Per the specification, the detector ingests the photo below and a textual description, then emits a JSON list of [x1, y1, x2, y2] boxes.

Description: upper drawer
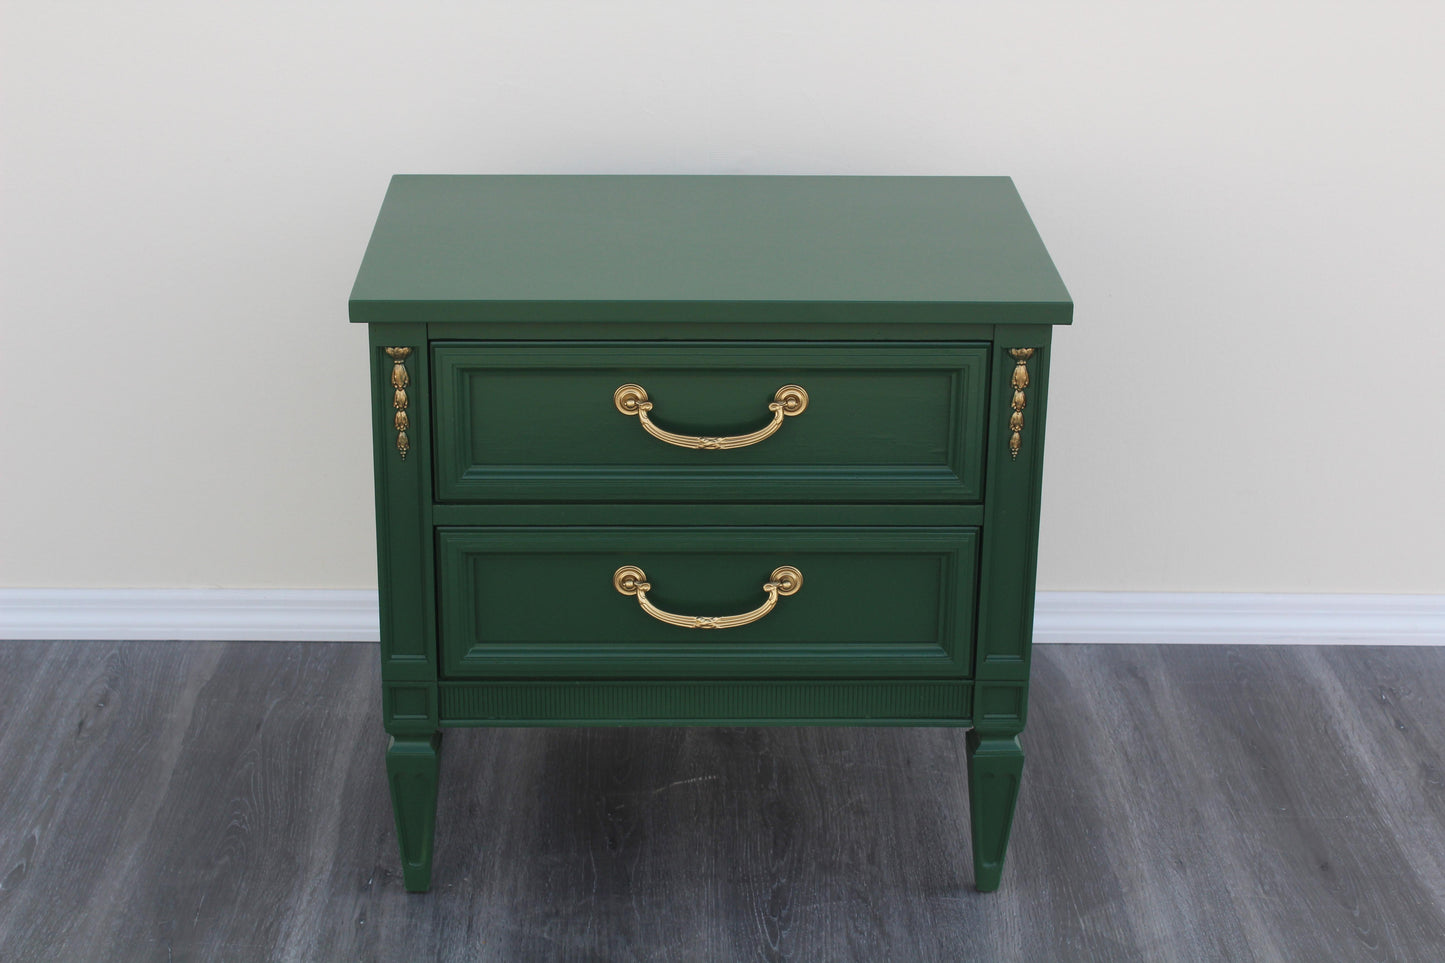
[[432, 342, 990, 502]]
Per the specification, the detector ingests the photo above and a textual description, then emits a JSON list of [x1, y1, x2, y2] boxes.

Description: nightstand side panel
[[369, 324, 439, 734], [974, 326, 1053, 733]]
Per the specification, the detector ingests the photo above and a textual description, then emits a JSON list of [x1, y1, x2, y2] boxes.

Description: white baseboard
[[0, 589, 380, 642], [1031, 592, 1445, 645], [1, 589, 1442, 645]]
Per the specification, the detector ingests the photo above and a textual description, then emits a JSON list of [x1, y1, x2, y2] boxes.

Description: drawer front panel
[[432, 342, 989, 503], [437, 526, 978, 678]]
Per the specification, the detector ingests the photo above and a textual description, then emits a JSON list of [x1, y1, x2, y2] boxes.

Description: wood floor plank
[[0, 642, 226, 959], [1159, 647, 1445, 961], [1, 641, 1443, 961]]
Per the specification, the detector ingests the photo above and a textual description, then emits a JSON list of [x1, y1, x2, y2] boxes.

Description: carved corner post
[[370, 329, 442, 890], [967, 330, 1052, 891], [370, 335, 436, 689]]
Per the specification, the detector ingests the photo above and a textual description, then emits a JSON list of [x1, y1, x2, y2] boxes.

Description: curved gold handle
[[612, 565, 802, 629], [614, 384, 808, 450]]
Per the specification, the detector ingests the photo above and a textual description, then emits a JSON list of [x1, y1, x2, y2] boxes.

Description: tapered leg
[[386, 732, 442, 893], [966, 730, 1024, 892]]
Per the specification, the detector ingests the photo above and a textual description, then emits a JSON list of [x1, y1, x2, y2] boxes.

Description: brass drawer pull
[[612, 565, 802, 629], [613, 384, 808, 449]]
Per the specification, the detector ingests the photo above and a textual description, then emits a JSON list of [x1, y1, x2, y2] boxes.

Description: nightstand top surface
[[350, 175, 1070, 325]]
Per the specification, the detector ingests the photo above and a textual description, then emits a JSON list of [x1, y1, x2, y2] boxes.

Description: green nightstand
[[350, 175, 1072, 893]]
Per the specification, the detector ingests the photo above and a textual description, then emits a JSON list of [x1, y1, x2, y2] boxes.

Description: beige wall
[[2, 2, 1442, 593]]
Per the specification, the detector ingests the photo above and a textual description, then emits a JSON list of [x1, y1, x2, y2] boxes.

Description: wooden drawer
[[436, 526, 978, 679], [431, 342, 990, 503]]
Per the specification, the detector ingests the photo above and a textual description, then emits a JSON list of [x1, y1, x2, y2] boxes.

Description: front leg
[[386, 732, 442, 892], [966, 730, 1023, 892]]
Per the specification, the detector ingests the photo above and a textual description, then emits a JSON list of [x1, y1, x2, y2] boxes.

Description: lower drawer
[[436, 526, 978, 678]]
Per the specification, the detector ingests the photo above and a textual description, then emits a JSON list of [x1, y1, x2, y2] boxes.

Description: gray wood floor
[[0, 642, 1442, 962]]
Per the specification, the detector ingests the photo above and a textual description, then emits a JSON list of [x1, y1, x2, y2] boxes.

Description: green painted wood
[[973, 681, 1029, 730], [385, 732, 442, 893], [438, 680, 973, 726], [382, 683, 438, 730], [967, 326, 1049, 898], [350, 176, 1072, 326], [435, 527, 978, 679], [431, 342, 989, 504], [368, 327, 439, 736], [358, 174, 1071, 895], [973, 329, 1052, 708], [426, 320, 1002, 341], [966, 732, 1024, 892], [428, 503, 986, 528]]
